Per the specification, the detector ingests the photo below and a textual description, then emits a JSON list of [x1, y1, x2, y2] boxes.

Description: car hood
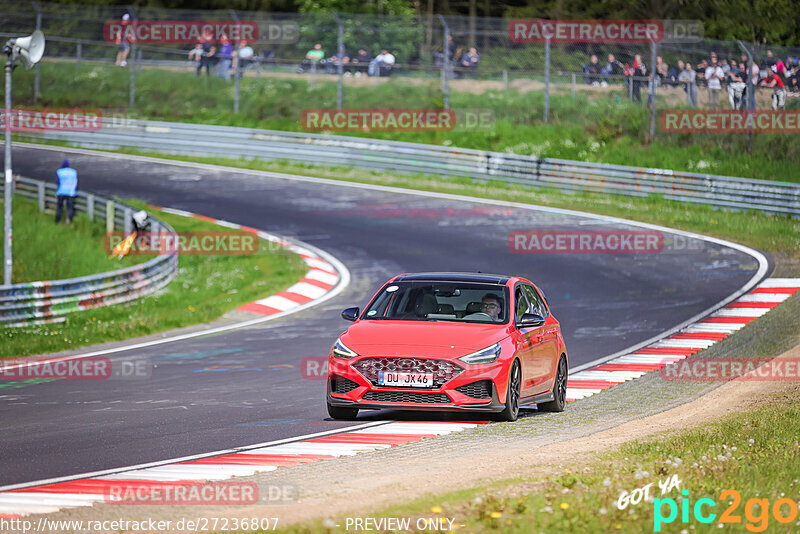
[[341, 320, 508, 357]]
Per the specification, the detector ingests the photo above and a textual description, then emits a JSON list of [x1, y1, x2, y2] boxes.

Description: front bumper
[[327, 355, 508, 413]]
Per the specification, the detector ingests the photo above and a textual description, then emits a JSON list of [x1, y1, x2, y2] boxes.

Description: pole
[[543, 38, 550, 123], [334, 13, 344, 110], [4, 62, 12, 285], [231, 9, 240, 113], [32, 1, 41, 105], [437, 14, 450, 110], [649, 40, 657, 140], [128, 7, 136, 108], [737, 40, 754, 152]]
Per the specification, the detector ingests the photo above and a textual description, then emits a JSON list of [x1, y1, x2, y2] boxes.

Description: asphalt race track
[[0, 145, 764, 487]]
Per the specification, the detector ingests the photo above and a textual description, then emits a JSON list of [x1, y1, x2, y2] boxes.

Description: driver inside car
[[481, 293, 503, 321]]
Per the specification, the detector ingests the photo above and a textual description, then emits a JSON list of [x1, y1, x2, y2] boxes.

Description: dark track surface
[[0, 146, 763, 486]]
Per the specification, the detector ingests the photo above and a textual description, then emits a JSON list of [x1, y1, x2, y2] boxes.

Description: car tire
[[539, 356, 567, 412], [497, 360, 521, 422], [327, 402, 359, 420]]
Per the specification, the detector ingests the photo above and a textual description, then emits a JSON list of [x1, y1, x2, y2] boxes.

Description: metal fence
[[30, 118, 800, 217], [2, 1, 799, 123], [0, 176, 178, 326]]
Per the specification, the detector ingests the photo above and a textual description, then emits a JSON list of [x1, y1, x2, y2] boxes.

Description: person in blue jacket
[[55, 160, 78, 224]]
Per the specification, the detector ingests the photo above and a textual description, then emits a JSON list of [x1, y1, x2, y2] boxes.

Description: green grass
[[2, 197, 143, 283], [0, 198, 308, 357], [9, 61, 800, 183], [279, 391, 800, 533]]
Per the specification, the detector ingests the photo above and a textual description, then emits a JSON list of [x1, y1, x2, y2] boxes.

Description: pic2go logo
[[654, 489, 800, 532]]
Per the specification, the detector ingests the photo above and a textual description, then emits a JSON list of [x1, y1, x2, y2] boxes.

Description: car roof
[[392, 272, 513, 285]]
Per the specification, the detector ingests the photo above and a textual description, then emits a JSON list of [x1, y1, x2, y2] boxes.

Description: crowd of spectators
[[188, 28, 255, 81], [296, 44, 396, 77], [584, 48, 799, 110]]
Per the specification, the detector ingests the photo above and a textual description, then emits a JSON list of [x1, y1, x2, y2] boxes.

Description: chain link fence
[[2, 1, 800, 138]]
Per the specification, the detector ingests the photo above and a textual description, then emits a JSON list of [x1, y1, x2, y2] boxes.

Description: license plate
[[378, 371, 433, 388]]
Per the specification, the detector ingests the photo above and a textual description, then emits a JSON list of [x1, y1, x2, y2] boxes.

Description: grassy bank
[[281, 388, 800, 533], [2, 197, 143, 283], [0, 199, 308, 357], [10, 61, 800, 183]]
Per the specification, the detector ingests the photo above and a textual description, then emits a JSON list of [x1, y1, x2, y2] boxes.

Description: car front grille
[[455, 380, 493, 399], [352, 357, 464, 387], [330, 374, 360, 394], [362, 391, 451, 404]]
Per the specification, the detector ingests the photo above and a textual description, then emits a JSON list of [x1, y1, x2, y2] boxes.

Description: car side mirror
[[341, 307, 360, 322], [518, 313, 545, 327]]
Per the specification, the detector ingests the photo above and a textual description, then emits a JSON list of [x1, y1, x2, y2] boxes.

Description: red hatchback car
[[326, 273, 568, 421]]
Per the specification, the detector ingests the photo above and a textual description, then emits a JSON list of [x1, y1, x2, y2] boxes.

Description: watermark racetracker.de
[[0, 108, 102, 132], [0, 355, 151, 380], [103, 19, 298, 44], [660, 110, 800, 133], [508, 230, 704, 255], [508, 19, 703, 43], [104, 231, 262, 256], [660, 357, 800, 381]]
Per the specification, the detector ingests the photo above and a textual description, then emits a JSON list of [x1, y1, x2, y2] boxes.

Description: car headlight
[[332, 338, 358, 360], [459, 342, 501, 364]]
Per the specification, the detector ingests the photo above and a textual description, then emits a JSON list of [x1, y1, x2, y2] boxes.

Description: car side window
[[515, 286, 530, 321], [523, 284, 549, 318]]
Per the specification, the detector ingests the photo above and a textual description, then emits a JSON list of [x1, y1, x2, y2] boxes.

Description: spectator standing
[[114, 14, 132, 67], [188, 43, 204, 75], [679, 62, 698, 107], [726, 60, 746, 109], [667, 60, 684, 87], [630, 54, 646, 103], [55, 160, 78, 224], [233, 40, 254, 78], [785, 57, 799, 95], [761, 67, 786, 109], [656, 55, 668, 82], [705, 57, 724, 109], [196, 28, 216, 77], [217, 34, 234, 81], [747, 61, 760, 109], [368, 49, 395, 77]]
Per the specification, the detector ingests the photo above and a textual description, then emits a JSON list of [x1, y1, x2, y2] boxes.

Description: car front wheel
[[497, 360, 521, 422]]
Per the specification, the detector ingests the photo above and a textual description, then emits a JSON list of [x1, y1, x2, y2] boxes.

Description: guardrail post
[[503, 70, 508, 94], [571, 73, 575, 96], [106, 200, 114, 233], [37, 182, 45, 212], [76, 41, 82, 68], [86, 193, 94, 220], [124, 207, 132, 234]]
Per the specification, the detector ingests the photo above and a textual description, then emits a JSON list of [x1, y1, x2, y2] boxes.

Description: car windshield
[[362, 281, 509, 324]]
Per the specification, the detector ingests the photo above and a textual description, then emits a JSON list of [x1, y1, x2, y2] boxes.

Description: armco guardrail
[[0, 176, 178, 326], [31, 118, 800, 217]]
